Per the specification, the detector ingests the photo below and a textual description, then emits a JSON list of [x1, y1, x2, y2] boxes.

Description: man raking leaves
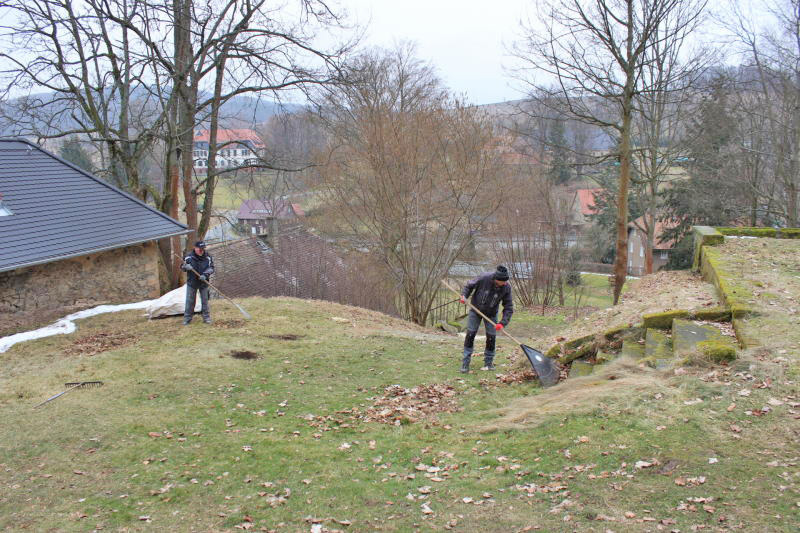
[[457, 265, 514, 373], [442, 275, 560, 386], [181, 241, 215, 325]]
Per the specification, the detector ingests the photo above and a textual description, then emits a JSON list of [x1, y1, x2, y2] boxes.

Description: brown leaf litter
[[363, 384, 461, 425], [214, 319, 246, 329], [63, 332, 137, 356]]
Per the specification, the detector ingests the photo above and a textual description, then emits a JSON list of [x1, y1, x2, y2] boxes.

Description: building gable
[[0, 139, 189, 273]]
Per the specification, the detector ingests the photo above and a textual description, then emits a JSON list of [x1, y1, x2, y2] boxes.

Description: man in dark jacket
[[459, 265, 514, 373], [182, 241, 215, 325]]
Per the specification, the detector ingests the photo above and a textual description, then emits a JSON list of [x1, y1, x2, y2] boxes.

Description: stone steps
[[620, 339, 645, 359], [645, 329, 673, 370], [566, 317, 738, 378], [672, 319, 737, 362]]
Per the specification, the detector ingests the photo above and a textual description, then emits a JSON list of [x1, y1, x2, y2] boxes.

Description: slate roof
[[236, 199, 304, 220], [0, 139, 190, 273]]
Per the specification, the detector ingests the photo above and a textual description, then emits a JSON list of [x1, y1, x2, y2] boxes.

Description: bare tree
[[316, 45, 507, 325], [0, 0, 356, 289], [491, 172, 577, 311], [0, 0, 172, 199], [629, 8, 710, 273], [721, 0, 800, 226], [513, 0, 707, 303]]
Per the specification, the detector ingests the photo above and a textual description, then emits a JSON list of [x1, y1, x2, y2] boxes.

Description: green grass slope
[[1, 286, 798, 531]]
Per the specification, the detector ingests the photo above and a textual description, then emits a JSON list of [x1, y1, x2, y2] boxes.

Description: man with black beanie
[[459, 265, 514, 372], [182, 241, 215, 325]]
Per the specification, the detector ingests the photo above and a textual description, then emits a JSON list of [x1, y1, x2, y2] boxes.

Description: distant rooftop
[[193, 128, 264, 146]]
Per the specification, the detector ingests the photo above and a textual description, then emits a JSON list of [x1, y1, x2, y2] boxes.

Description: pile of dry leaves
[[64, 332, 137, 356], [363, 384, 461, 425], [494, 369, 537, 384]]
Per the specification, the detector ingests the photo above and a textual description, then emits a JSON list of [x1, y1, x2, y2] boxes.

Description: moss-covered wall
[[691, 226, 724, 271], [699, 246, 753, 318], [716, 227, 800, 239]]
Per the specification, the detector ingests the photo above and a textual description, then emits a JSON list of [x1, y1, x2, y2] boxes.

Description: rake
[[173, 252, 251, 320], [441, 280, 560, 387], [34, 381, 104, 408]]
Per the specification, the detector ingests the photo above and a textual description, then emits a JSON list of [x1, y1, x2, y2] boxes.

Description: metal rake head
[[64, 381, 104, 388]]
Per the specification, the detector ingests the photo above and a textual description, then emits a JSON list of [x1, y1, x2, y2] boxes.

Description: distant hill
[[0, 90, 305, 137]]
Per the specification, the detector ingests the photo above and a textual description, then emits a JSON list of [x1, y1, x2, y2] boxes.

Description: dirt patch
[[63, 332, 138, 356], [230, 350, 260, 360], [215, 319, 246, 329], [363, 384, 460, 425], [267, 334, 305, 341]]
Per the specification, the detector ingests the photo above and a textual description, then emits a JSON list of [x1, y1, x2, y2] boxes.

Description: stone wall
[[0, 241, 160, 336]]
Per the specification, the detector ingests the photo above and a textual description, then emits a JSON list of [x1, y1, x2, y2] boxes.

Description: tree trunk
[[612, 3, 635, 305], [645, 205, 655, 275], [613, 111, 633, 302]]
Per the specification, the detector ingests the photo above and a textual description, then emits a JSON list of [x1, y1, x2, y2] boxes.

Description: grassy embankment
[[1, 252, 798, 531]]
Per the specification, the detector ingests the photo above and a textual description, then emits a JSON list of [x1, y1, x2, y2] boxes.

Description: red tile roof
[[576, 188, 602, 215], [194, 129, 264, 147]]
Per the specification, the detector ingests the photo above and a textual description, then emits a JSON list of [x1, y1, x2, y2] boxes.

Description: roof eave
[[0, 229, 192, 274]]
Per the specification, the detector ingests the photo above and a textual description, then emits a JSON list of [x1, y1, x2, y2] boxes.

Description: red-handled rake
[[441, 280, 560, 387]]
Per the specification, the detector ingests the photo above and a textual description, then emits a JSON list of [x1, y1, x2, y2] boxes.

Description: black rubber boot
[[461, 330, 477, 373], [483, 334, 496, 370]]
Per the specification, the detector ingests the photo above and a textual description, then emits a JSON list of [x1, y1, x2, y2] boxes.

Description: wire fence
[[424, 291, 467, 327]]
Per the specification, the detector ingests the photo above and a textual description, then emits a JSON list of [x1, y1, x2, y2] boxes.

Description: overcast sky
[[342, 0, 532, 105]]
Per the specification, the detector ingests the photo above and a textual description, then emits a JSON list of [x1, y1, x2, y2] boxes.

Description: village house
[[192, 128, 266, 174], [627, 216, 679, 276], [236, 198, 304, 236], [575, 188, 601, 223], [0, 139, 189, 335]]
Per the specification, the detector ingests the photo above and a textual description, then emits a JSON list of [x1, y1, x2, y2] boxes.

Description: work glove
[[199, 274, 208, 282], [459, 296, 466, 304], [181, 262, 192, 272], [494, 323, 504, 332]]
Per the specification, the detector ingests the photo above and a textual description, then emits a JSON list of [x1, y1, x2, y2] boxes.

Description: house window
[[640, 245, 644, 258], [660, 250, 668, 260], [0, 196, 12, 216]]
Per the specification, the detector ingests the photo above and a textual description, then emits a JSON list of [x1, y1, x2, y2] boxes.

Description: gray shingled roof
[[0, 139, 190, 273]]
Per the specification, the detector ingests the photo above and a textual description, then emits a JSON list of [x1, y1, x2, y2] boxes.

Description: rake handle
[[440, 279, 525, 346], [34, 383, 81, 408], [174, 252, 251, 320]]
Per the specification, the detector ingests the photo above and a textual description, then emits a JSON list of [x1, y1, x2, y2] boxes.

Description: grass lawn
[[1, 294, 798, 531]]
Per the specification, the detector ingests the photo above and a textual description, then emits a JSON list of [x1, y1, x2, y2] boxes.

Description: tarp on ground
[[146, 285, 200, 319]]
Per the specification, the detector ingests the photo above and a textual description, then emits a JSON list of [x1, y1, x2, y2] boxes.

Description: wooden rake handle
[[440, 279, 525, 346]]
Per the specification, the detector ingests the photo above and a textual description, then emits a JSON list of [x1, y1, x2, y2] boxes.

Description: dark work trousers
[[184, 284, 210, 322], [462, 309, 497, 370]]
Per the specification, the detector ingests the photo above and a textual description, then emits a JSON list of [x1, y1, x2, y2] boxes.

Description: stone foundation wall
[[0, 241, 160, 336]]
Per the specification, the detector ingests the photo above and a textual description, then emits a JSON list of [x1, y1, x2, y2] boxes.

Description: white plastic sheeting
[[0, 299, 155, 354], [146, 285, 200, 319], [0, 285, 208, 353]]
